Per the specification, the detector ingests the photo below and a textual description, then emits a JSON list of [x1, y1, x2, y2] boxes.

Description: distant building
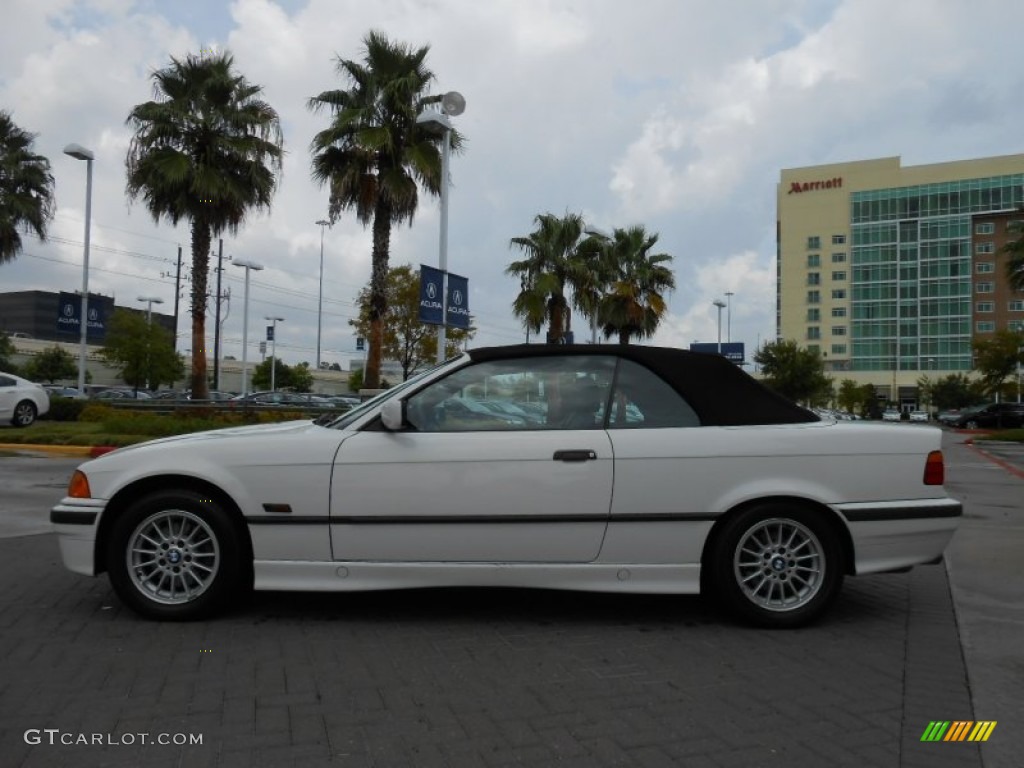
[[778, 154, 1024, 407], [0, 289, 176, 344]]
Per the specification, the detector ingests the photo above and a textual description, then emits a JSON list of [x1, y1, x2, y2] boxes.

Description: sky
[[3, 0, 1024, 370]]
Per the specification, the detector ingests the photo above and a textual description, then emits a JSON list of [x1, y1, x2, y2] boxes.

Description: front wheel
[[11, 400, 37, 427], [709, 504, 844, 628], [106, 490, 247, 620]]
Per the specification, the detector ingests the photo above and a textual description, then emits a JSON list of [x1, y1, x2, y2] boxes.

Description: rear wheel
[[11, 400, 37, 427], [710, 503, 843, 628], [106, 490, 246, 620]]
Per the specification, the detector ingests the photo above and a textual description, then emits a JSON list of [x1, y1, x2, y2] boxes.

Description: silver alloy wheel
[[13, 401, 36, 426], [733, 517, 824, 612], [126, 509, 220, 605]]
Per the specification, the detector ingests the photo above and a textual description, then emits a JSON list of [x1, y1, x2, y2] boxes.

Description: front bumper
[[50, 497, 106, 576]]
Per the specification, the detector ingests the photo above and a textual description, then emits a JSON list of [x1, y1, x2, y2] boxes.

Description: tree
[[0, 111, 55, 265], [594, 225, 675, 344], [507, 212, 589, 343], [23, 346, 77, 383], [126, 51, 284, 400], [350, 264, 474, 381], [1002, 220, 1024, 292], [930, 373, 986, 411], [836, 379, 875, 416], [0, 332, 18, 374], [251, 358, 313, 392], [754, 340, 832, 404], [972, 329, 1024, 396], [309, 31, 462, 390], [100, 309, 184, 390]]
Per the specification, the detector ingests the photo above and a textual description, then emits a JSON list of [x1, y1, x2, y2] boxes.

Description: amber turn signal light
[[923, 451, 945, 485], [68, 470, 91, 499]]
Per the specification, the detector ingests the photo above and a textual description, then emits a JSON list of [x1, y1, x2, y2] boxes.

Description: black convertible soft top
[[467, 344, 818, 427]]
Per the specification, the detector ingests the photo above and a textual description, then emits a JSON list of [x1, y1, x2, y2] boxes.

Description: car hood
[[92, 419, 326, 460]]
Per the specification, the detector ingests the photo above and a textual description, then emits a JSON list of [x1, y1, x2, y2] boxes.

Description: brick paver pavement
[[0, 532, 980, 768]]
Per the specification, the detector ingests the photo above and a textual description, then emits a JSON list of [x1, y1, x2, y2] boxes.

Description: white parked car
[[882, 409, 903, 422], [0, 371, 50, 427], [50, 346, 961, 628], [909, 410, 930, 423]]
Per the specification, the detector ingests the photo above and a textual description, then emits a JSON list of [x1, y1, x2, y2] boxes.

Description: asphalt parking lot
[[0, 431, 1019, 768]]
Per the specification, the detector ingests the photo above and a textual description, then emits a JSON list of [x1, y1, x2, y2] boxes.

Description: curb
[[0, 443, 116, 458]]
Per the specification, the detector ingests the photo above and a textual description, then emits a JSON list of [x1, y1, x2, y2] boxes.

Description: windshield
[[325, 359, 457, 430]]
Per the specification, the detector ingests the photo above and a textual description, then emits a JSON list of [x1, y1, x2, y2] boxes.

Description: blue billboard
[[689, 341, 745, 364], [418, 264, 444, 325], [56, 291, 110, 342], [446, 272, 470, 330]]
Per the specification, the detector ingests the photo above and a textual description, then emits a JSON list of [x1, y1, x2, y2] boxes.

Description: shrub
[[44, 397, 87, 422]]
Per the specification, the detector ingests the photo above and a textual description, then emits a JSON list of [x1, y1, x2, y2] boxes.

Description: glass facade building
[[778, 155, 1024, 400]]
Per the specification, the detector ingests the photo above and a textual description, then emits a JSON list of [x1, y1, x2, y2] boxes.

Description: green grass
[[974, 428, 1024, 443]]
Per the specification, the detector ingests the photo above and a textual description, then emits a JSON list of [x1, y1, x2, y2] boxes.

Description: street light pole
[[724, 291, 734, 344], [265, 316, 284, 391], [233, 259, 263, 397], [713, 299, 726, 354], [63, 143, 94, 396], [137, 296, 164, 325], [315, 219, 330, 369], [417, 91, 465, 364]]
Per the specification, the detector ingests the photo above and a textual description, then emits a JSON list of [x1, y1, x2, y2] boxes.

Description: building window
[[807, 254, 821, 267], [807, 327, 820, 340], [832, 234, 846, 245], [807, 344, 820, 354], [831, 252, 847, 264], [831, 326, 847, 336], [975, 302, 994, 313], [831, 307, 847, 318], [831, 344, 847, 355], [975, 262, 994, 274], [1010, 320, 1024, 332], [974, 222, 995, 235], [975, 282, 994, 294], [807, 272, 821, 286], [831, 289, 847, 300], [1009, 300, 1024, 312], [807, 236, 821, 249], [807, 308, 820, 322], [831, 271, 847, 281], [1008, 220, 1024, 231], [976, 321, 995, 333], [975, 242, 995, 254], [807, 291, 820, 304]]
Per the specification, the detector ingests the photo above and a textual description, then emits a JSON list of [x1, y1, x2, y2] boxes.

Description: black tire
[[709, 503, 844, 628], [106, 489, 246, 620], [11, 400, 37, 427]]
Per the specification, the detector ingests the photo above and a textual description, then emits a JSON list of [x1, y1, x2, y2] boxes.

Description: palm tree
[[308, 31, 462, 389], [507, 212, 589, 343], [1003, 221, 1024, 292], [0, 111, 55, 265], [125, 52, 283, 399], [597, 226, 675, 344]]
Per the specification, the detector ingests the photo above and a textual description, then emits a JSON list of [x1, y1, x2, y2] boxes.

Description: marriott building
[[777, 154, 1024, 408]]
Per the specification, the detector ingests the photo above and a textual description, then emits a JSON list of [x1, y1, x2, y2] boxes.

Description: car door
[[329, 354, 616, 563]]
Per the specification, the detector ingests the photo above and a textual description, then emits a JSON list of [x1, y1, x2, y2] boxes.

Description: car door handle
[[553, 449, 597, 462]]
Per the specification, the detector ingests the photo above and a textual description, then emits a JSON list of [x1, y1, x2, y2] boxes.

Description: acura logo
[[426, 283, 437, 300], [451, 289, 463, 306], [63, 304, 74, 317]]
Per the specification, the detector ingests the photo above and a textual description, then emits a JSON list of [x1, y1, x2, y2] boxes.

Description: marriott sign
[[787, 176, 843, 194]]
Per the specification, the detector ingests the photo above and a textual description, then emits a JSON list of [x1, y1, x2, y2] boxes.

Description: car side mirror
[[380, 399, 405, 431]]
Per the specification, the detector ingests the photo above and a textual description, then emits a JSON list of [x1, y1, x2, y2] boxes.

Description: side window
[[607, 359, 700, 429], [404, 355, 616, 433], [0, 376, 14, 387]]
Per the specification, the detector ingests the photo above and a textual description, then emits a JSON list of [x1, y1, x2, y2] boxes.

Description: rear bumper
[[835, 498, 962, 575]]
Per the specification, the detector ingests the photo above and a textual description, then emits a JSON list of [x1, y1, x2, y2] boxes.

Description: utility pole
[[173, 245, 182, 353], [213, 239, 224, 389]]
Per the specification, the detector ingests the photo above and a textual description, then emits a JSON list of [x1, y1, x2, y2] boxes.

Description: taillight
[[68, 470, 91, 498], [924, 451, 944, 485]]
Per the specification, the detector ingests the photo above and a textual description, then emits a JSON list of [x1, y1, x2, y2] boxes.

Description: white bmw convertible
[[51, 345, 961, 627]]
